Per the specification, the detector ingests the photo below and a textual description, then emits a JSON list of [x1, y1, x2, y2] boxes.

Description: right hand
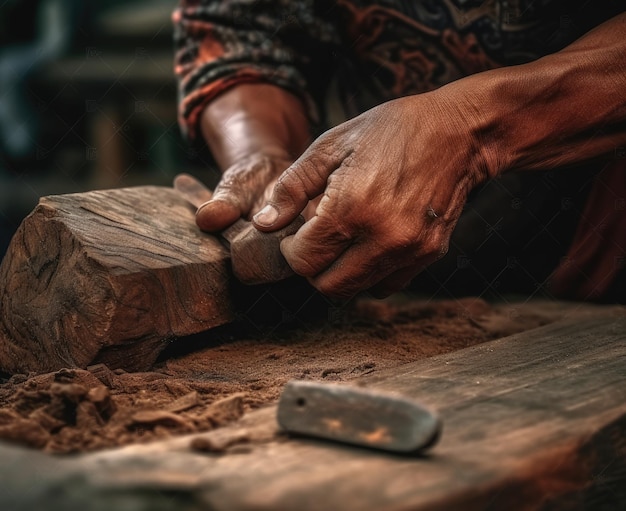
[[195, 150, 293, 232]]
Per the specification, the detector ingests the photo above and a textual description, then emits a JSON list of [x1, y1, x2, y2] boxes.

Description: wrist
[[201, 83, 311, 171], [439, 17, 626, 177], [421, 83, 502, 185], [453, 59, 572, 176]]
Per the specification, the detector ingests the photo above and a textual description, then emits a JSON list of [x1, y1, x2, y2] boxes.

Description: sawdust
[[0, 297, 565, 454]]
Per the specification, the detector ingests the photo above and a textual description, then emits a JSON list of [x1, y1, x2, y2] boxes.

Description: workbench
[[0, 306, 624, 511]]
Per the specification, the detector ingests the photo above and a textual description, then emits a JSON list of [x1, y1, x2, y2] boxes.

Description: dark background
[[0, 0, 217, 256], [1, 1, 623, 303]]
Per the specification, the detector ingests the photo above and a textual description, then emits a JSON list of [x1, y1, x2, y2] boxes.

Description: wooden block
[[0, 186, 233, 374], [226, 216, 304, 285]]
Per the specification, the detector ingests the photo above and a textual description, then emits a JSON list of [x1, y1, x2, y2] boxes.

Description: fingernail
[[254, 205, 279, 226], [196, 200, 212, 214]]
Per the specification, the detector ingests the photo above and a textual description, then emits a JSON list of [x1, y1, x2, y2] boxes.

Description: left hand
[[252, 91, 494, 299], [195, 151, 294, 231]]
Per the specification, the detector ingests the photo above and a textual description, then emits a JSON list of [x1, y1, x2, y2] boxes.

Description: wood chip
[[87, 386, 116, 419], [87, 364, 116, 387], [190, 432, 250, 453], [130, 410, 191, 429], [164, 391, 200, 413]]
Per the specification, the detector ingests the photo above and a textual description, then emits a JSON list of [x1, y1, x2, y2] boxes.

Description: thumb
[[197, 154, 284, 232], [172, 173, 240, 232], [196, 187, 245, 232], [253, 144, 345, 232]]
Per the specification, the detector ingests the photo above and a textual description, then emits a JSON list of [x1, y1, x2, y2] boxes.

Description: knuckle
[[422, 239, 439, 257], [276, 164, 326, 206], [211, 185, 242, 210], [423, 231, 449, 259], [271, 177, 300, 209], [276, 166, 304, 194], [312, 269, 360, 299], [216, 167, 253, 197], [291, 160, 326, 195], [212, 180, 237, 198], [379, 222, 447, 264], [222, 154, 282, 188], [214, 175, 236, 193], [376, 254, 398, 274], [220, 161, 248, 185], [380, 225, 414, 255]]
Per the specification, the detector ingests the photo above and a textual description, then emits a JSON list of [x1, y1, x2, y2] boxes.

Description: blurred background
[[0, 0, 217, 256]]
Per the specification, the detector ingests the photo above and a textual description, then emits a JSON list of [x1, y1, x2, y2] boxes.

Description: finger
[[174, 173, 241, 232], [196, 171, 258, 232], [280, 215, 352, 278], [307, 243, 396, 299], [253, 141, 348, 232], [196, 196, 241, 232], [198, 156, 287, 232], [302, 194, 323, 221], [173, 173, 213, 209], [368, 264, 427, 299]]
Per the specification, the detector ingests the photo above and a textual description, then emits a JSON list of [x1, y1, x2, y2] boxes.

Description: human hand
[[195, 84, 312, 232], [195, 150, 293, 232], [253, 91, 493, 298]]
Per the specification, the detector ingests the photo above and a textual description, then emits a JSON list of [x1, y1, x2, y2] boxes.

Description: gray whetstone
[[277, 380, 441, 453]]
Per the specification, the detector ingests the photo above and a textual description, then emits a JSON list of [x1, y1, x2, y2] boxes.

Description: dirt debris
[[0, 297, 573, 454]]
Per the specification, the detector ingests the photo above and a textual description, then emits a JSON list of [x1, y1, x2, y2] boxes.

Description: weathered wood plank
[[182, 316, 626, 511], [1, 315, 622, 511], [0, 186, 233, 373]]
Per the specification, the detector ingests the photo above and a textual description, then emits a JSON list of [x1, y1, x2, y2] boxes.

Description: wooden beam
[[0, 186, 233, 373]]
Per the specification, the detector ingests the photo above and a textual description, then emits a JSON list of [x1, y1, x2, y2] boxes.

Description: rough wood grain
[[1, 315, 623, 511], [0, 186, 233, 373]]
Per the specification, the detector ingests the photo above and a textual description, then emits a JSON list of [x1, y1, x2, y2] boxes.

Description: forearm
[[200, 83, 312, 171], [446, 13, 626, 178]]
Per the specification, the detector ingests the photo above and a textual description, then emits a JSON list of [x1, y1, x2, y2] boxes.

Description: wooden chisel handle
[[173, 174, 303, 285]]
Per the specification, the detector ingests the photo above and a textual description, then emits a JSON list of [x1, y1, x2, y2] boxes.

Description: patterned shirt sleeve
[[173, 0, 339, 141]]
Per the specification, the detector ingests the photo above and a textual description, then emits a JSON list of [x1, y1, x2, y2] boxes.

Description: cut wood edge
[[0, 186, 235, 374]]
